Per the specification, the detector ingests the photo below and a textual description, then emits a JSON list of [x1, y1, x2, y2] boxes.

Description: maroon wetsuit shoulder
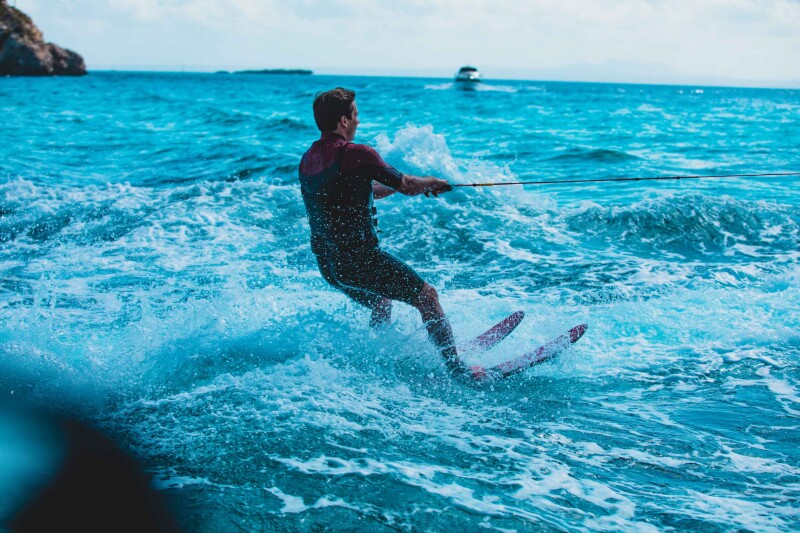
[[299, 133, 349, 175], [340, 143, 403, 189]]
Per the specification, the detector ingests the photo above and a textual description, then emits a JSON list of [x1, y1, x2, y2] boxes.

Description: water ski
[[458, 311, 525, 354], [468, 323, 587, 383]]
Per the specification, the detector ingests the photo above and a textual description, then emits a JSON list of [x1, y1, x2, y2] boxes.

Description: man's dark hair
[[313, 87, 356, 132]]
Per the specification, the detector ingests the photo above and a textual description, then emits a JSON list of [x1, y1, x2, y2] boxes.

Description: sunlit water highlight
[[1, 73, 799, 531]]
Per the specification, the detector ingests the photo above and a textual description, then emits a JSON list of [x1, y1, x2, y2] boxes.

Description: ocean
[[1, 72, 799, 531]]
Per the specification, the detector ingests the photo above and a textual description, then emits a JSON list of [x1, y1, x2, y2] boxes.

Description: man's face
[[345, 102, 359, 141]]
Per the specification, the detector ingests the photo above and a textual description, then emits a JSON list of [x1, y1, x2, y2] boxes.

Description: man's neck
[[327, 126, 350, 141], [324, 130, 345, 138]]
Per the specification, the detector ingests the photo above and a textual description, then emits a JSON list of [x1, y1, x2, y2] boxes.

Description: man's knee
[[414, 283, 439, 308]]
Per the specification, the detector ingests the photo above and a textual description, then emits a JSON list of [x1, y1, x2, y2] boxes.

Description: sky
[[11, 0, 800, 87]]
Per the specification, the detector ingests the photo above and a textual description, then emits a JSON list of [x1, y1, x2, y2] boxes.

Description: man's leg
[[369, 297, 392, 329], [413, 284, 466, 376], [325, 249, 467, 375], [317, 253, 387, 326]]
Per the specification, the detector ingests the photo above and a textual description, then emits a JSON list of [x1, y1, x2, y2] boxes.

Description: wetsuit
[[299, 132, 425, 308]]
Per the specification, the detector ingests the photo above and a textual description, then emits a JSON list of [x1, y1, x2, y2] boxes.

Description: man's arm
[[373, 182, 397, 200], [351, 143, 451, 199], [373, 175, 452, 200]]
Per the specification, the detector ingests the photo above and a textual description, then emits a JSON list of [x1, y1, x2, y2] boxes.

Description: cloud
[[11, 0, 800, 82]]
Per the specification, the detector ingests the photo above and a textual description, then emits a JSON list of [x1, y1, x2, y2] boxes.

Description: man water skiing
[[299, 87, 468, 378]]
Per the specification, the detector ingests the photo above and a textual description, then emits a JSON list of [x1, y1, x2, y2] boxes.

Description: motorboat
[[454, 66, 481, 88]]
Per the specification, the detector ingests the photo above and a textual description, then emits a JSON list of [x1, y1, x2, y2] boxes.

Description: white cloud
[[12, 0, 800, 83]]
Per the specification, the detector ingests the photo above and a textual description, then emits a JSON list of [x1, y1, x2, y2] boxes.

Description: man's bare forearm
[[373, 182, 397, 200]]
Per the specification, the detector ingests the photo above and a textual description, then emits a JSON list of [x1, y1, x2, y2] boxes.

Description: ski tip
[[500, 310, 525, 328], [570, 323, 588, 342]]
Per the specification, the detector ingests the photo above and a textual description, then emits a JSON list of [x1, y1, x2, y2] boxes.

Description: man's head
[[313, 87, 359, 141]]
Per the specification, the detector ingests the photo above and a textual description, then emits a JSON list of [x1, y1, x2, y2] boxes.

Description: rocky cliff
[[0, 0, 86, 76]]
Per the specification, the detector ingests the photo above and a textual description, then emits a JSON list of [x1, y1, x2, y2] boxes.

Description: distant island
[[0, 0, 86, 76], [229, 69, 312, 75]]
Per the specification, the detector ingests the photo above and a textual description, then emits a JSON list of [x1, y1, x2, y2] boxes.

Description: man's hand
[[398, 175, 454, 197], [424, 178, 453, 198]]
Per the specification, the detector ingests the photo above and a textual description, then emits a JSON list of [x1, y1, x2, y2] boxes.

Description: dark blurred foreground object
[[0, 0, 86, 76], [0, 411, 182, 532]]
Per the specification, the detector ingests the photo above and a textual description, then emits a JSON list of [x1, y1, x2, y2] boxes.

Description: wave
[[374, 124, 464, 181], [258, 116, 315, 134], [563, 193, 799, 260], [548, 147, 641, 163]]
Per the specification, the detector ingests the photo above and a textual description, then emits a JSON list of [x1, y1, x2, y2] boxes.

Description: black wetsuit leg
[[316, 253, 384, 308], [315, 247, 426, 308]]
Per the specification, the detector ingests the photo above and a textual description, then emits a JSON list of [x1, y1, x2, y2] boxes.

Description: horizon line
[[80, 68, 800, 91]]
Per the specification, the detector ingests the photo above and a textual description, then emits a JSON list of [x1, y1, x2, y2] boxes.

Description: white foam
[[684, 490, 791, 532], [267, 486, 308, 514], [373, 125, 463, 182]]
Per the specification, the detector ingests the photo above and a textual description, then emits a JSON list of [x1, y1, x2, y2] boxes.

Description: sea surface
[[1, 72, 799, 531]]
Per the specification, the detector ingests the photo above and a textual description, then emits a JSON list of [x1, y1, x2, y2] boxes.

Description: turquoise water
[[1, 72, 799, 531]]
